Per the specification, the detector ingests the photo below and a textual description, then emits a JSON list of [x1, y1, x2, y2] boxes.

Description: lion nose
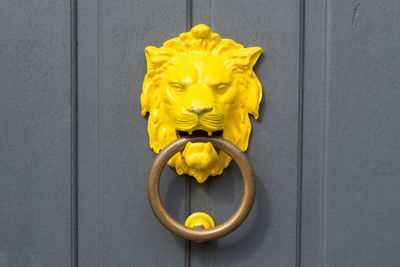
[[190, 107, 212, 115]]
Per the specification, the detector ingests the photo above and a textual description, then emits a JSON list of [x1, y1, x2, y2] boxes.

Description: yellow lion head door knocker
[[143, 25, 262, 241], [142, 24, 262, 182]]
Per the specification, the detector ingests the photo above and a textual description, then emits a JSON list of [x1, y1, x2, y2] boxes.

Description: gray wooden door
[[1, 0, 399, 266]]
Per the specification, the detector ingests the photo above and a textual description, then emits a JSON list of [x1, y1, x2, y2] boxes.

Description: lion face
[[141, 24, 262, 183]]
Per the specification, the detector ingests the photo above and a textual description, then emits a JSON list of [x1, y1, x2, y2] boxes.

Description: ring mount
[[147, 137, 256, 242]]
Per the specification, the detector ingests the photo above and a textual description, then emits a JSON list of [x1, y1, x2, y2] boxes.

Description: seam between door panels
[[296, 0, 306, 266], [70, 0, 78, 265], [97, 0, 103, 265]]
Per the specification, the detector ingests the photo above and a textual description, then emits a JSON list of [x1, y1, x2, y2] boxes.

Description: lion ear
[[144, 46, 160, 72], [144, 46, 157, 57], [144, 46, 175, 73], [228, 46, 262, 69], [242, 47, 263, 68]]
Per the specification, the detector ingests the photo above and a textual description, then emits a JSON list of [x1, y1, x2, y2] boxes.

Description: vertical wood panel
[[78, 0, 188, 266], [77, 0, 100, 264], [0, 0, 72, 266], [190, 0, 301, 266], [302, 0, 400, 266]]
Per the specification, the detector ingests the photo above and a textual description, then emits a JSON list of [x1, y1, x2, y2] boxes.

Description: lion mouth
[[177, 130, 223, 138]]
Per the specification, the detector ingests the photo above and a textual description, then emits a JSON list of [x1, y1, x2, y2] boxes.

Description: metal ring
[[147, 137, 256, 242]]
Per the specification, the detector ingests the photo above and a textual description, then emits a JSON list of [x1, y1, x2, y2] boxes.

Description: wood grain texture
[[302, 0, 400, 266], [0, 0, 72, 266], [190, 0, 301, 266], [77, 0, 188, 266]]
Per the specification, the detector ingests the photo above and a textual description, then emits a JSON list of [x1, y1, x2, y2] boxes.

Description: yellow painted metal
[[141, 24, 262, 183], [184, 212, 215, 230]]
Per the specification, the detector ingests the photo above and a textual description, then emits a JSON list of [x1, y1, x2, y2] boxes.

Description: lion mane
[[141, 24, 262, 182]]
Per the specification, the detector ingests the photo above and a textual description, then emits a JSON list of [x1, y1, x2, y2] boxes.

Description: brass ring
[[147, 137, 256, 242]]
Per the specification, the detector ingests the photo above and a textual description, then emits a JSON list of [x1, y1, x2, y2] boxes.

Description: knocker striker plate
[[147, 137, 256, 242]]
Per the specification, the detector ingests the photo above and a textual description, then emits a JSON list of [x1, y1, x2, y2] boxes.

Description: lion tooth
[[208, 131, 212, 136], [188, 130, 193, 135]]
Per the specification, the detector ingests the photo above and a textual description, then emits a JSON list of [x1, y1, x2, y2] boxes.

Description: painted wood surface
[[0, 0, 73, 266], [302, 1, 400, 266]]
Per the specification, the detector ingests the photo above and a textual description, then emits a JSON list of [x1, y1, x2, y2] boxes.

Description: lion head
[[141, 24, 262, 183]]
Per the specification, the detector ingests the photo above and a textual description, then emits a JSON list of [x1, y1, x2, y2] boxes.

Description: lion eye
[[215, 84, 228, 95], [170, 83, 184, 95]]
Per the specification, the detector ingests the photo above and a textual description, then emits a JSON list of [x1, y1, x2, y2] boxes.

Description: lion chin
[[141, 24, 262, 183]]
